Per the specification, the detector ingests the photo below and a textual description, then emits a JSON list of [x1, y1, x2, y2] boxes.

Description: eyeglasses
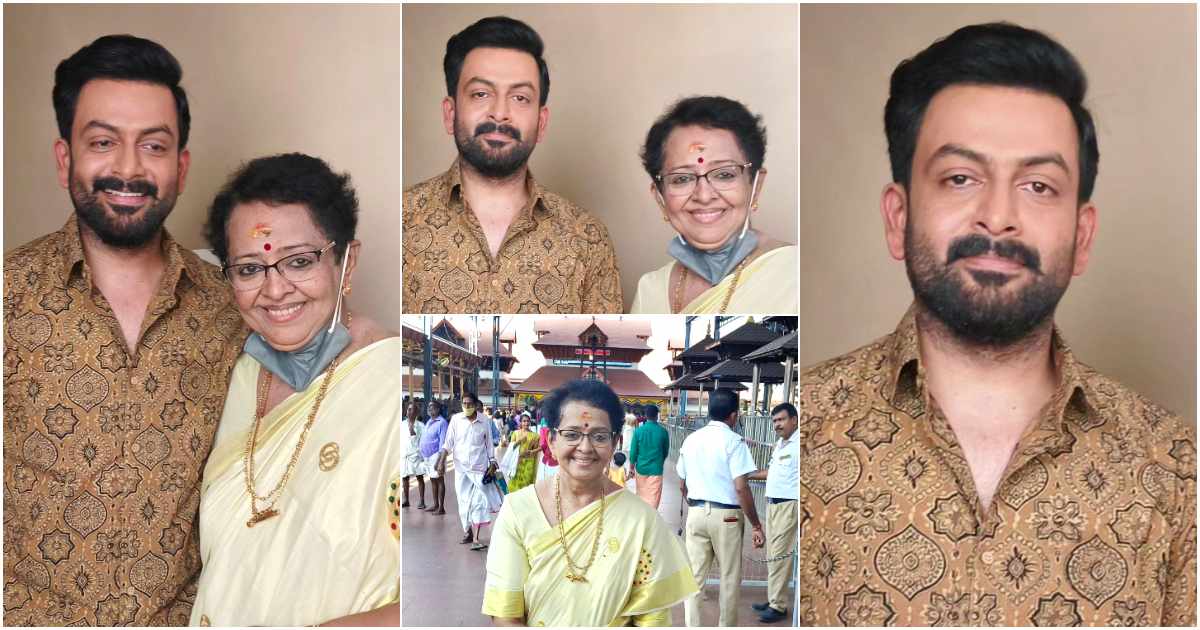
[[554, 429, 614, 446], [656, 163, 753, 197], [223, 242, 336, 291]]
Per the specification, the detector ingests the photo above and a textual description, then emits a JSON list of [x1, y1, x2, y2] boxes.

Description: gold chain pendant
[[565, 573, 588, 583], [246, 508, 279, 528]]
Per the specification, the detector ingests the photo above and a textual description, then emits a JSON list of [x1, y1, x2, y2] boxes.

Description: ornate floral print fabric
[[403, 160, 623, 314], [800, 307, 1197, 626], [3, 218, 246, 625]]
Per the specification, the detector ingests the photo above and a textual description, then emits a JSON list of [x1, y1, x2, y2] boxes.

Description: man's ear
[[881, 182, 909, 261]]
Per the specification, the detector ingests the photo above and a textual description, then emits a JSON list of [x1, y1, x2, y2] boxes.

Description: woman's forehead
[[559, 401, 609, 426]]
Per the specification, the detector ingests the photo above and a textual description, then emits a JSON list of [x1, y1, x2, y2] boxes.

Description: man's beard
[[905, 224, 1071, 347], [454, 118, 535, 179], [70, 168, 177, 249]]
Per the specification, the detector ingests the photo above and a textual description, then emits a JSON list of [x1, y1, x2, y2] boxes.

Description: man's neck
[[459, 160, 529, 218], [916, 306, 1057, 395]]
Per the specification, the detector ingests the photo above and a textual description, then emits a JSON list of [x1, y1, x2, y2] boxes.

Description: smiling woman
[[631, 96, 798, 314], [483, 379, 698, 626], [190, 153, 402, 626]]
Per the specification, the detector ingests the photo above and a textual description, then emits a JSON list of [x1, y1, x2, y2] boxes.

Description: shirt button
[[981, 551, 994, 564], [131, 376, 141, 386]]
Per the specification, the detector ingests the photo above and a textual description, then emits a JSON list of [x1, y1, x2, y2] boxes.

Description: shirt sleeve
[[581, 220, 624, 313], [481, 501, 527, 621], [675, 448, 686, 480], [728, 439, 757, 480], [443, 418, 457, 453], [1163, 438, 1197, 625]]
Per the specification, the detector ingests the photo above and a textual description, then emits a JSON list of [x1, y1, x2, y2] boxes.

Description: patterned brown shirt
[[800, 307, 1196, 626], [403, 160, 623, 313], [3, 217, 247, 626]]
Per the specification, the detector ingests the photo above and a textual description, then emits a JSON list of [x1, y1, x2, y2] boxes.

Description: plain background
[[801, 4, 1197, 421], [4, 4, 401, 328], [402, 4, 798, 312]]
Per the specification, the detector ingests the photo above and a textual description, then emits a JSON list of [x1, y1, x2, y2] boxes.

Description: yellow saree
[[482, 485, 698, 626], [630, 245, 797, 314], [189, 338, 402, 626]]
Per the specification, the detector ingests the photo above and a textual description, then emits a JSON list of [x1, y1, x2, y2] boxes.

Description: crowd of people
[[400, 382, 797, 626]]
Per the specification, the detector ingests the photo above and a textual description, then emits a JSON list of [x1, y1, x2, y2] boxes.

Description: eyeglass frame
[[222, 241, 337, 291], [654, 162, 754, 197], [552, 428, 616, 446]]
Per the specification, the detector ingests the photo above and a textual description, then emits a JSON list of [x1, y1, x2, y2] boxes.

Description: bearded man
[[402, 16, 622, 314], [3, 35, 244, 625], [799, 23, 1196, 626]]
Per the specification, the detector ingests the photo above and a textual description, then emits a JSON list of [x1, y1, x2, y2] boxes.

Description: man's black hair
[[885, 22, 1098, 203], [613, 452, 627, 467], [641, 96, 767, 183], [54, 34, 191, 149], [205, 153, 359, 265], [444, 16, 550, 107], [462, 391, 480, 406], [643, 404, 659, 421], [428, 400, 444, 416], [708, 389, 739, 422], [771, 402, 797, 418], [542, 379, 624, 433]]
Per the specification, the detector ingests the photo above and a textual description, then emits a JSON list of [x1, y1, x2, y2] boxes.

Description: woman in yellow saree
[[629, 96, 797, 314], [507, 412, 540, 492], [189, 154, 399, 626], [483, 380, 698, 626]]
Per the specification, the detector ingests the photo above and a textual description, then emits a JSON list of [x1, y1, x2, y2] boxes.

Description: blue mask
[[244, 321, 351, 392], [669, 228, 759, 286]]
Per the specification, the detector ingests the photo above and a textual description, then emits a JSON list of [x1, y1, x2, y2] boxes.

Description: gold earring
[[343, 284, 352, 296]]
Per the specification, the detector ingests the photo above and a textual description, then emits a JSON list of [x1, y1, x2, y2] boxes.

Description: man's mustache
[[92, 176, 158, 199], [946, 234, 1042, 274], [474, 122, 522, 142]]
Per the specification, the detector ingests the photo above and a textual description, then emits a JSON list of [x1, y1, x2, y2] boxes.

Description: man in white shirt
[[676, 388, 765, 627], [437, 392, 502, 551], [748, 403, 798, 623]]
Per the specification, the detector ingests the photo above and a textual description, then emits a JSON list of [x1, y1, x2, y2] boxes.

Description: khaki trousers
[[683, 504, 743, 627], [766, 500, 798, 612]]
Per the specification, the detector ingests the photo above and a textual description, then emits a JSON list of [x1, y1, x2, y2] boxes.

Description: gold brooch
[[319, 442, 340, 471]]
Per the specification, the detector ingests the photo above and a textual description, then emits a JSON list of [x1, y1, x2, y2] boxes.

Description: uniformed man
[[748, 403, 798, 623], [676, 388, 765, 626]]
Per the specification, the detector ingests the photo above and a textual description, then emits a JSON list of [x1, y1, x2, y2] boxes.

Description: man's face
[[772, 410, 797, 439], [885, 85, 1096, 346], [442, 47, 548, 179], [463, 398, 478, 416], [55, 79, 190, 248], [427, 403, 439, 418]]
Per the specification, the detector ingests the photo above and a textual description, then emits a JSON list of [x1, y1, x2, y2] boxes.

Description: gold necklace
[[243, 353, 343, 528], [553, 474, 605, 583], [672, 257, 750, 315]]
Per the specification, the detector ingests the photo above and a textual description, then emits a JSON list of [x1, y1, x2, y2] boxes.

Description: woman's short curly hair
[[205, 153, 358, 265]]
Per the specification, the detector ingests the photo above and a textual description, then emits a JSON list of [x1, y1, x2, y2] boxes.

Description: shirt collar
[[57, 215, 205, 293], [442, 158, 551, 220], [882, 303, 1097, 428]]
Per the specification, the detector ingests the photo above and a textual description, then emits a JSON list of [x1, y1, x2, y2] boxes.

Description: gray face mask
[[243, 244, 353, 391], [669, 225, 758, 286], [244, 321, 351, 391]]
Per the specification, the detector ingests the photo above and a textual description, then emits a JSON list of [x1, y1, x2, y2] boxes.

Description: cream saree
[[482, 485, 698, 626], [630, 245, 798, 314], [189, 338, 402, 626]]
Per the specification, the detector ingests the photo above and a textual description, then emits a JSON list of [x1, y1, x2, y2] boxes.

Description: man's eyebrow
[[81, 120, 175, 138], [464, 77, 535, 92], [1021, 152, 1071, 176], [928, 143, 991, 169]]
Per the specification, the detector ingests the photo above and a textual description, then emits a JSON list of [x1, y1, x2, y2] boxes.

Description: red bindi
[[697, 157, 704, 164], [263, 243, 271, 251]]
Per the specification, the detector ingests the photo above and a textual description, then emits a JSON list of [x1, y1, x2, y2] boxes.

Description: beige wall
[[800, 4, 1197, 420], [3, 4, 401, 328], [402, 4, 798, 312]]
